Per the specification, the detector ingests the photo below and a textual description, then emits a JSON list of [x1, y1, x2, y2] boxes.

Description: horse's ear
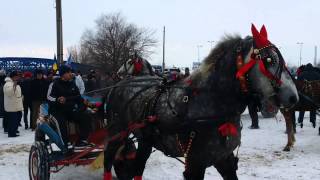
[[251, 24, 260, 40], [251, 23, 270, 48], [260, 25, 268, 39]]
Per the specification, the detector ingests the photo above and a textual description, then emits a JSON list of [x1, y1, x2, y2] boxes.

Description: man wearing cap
[[30, 69, 49, 130], [47, 65, 92, 149], [3, 71, 23, 137]]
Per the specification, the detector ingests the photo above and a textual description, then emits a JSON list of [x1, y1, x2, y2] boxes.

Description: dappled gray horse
[[103, 24, 298, 180]]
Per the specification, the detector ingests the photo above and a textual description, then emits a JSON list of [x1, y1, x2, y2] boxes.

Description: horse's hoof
[[283, 146, 291, 152]]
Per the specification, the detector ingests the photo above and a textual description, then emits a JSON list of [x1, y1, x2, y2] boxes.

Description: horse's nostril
[[289, 96, 297, 104]]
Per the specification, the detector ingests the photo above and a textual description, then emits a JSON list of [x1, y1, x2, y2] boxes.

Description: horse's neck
[[189, 64, 247, 116]]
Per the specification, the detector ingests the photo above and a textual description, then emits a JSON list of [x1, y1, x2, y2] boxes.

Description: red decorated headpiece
[[251, 24, 270, 48]]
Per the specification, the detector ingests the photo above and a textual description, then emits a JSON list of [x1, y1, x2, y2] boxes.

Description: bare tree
[[66, 45, 80, 63], [72, 12, 157, 72]]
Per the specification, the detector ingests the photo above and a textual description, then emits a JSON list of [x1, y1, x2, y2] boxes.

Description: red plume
[[251, 24, 270, 48], [259, 25, 268, 39]]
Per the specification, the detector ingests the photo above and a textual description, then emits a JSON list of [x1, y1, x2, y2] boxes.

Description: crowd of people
[[296, 63, 320, 127], [0, 67, 102, 139]]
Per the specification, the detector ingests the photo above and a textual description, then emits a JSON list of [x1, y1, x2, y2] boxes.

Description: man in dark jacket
[[248, 94, 261, 129], [0, 69, 6, 132], [297, 63, 320, 127], [47, 65, 92, 149], [30, 69, 49, 130], [20, 71, 33, 129], [0, 69, 6, 119]]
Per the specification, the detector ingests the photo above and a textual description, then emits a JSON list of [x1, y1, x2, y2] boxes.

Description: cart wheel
[[113, 139, 136, 180], [28, 141, 50, 180]]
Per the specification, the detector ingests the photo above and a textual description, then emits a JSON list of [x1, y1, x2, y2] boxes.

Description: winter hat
[[9, 71, 19, 78], [23, 71, 33, 78], [34, 69, 44, 75], [59, 65, 72, 76]]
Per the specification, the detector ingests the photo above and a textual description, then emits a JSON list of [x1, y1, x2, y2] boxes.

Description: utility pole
[[314, 46, 317, 66], [208, 40, 214, 50], [162, 26, 165, 73], [297, 42, 303, 66], [197, 45, 203, 62], [56, 0, 63, 66]]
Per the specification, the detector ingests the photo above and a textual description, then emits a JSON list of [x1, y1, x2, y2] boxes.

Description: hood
[[4, 77, 12, 82]]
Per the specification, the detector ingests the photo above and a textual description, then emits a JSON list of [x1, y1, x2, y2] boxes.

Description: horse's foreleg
[[132, 140, 152, 180], [104, 141, 122, 180], [282, 110, 295, 151], [214, 153, 239, 180], [182, 150, 207, 180]]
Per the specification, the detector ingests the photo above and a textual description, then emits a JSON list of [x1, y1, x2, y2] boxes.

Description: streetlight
[[208, 40, 215, 50], [197, 45, 203, 62], [297, 42, 303, 66]]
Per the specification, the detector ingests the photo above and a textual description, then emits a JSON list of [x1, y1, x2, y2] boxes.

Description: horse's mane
[[190, 35, 253, 84]]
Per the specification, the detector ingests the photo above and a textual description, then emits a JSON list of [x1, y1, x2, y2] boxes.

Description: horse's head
[[117, 58, 154, 78], [240, 24, 298, 108]]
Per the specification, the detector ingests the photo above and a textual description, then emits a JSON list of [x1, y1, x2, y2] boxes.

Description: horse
[[281, 80, 320, 151], [103, 24, 298, 180], [117, 56, 155, 78]]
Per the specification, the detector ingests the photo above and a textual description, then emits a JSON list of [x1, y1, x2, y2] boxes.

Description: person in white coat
[[75, 70, 85, 95], [3, 71, 23, 137]]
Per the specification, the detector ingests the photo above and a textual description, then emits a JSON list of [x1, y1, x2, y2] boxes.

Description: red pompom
[[134, 59, 143, 74], [134, 176, 142, 180], [218, 123, 238, 137], [103, 172, 112, 180]]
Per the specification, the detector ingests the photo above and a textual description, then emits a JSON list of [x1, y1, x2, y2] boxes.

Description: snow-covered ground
[[0, 112, 320, 180]]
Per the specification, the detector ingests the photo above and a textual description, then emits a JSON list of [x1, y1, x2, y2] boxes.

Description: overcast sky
[[0, 0, 319, 68]]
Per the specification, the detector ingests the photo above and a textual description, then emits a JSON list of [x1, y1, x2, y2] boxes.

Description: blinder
[[236, 44, 285, 94]]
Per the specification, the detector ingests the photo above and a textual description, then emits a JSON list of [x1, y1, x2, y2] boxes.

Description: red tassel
[[218, 123, 238, 137], [134, 176, 142, 180], [103, 172, 112, 180], [134, 59, 143, 74]]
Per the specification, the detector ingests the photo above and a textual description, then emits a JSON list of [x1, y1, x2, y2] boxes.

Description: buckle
[[183, 96, 189, 103]]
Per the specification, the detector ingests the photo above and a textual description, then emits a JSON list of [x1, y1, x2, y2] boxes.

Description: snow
[[0, 112, 320, 180]]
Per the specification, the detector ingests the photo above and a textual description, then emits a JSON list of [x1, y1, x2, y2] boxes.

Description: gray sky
[[0, 0, 319, 68]]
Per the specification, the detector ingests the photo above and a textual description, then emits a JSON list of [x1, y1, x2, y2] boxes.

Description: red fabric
[[218, 123, 238, 137], [87, 128, 108, 145], [95, 102, 103, 107], [251, 24, 270, 48], [23, 71, 33, 78], [296, 68, 302, 76], [258, 60, 282, 85], [104, 172, 112, 180], [184, 78, 192, 86], [134, 59, 143, 74], [134, 176, 142, 180], [236, 58, 257, 79]]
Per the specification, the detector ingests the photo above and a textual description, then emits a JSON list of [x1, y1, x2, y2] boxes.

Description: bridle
[[236, 44, 285, 94]]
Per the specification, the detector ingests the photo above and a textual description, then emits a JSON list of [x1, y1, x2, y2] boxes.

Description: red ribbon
[[236, 58, 282, 85], [258, 60, 282, 85], [218, 123, 238, 137], [236, 58, 257, 79]]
